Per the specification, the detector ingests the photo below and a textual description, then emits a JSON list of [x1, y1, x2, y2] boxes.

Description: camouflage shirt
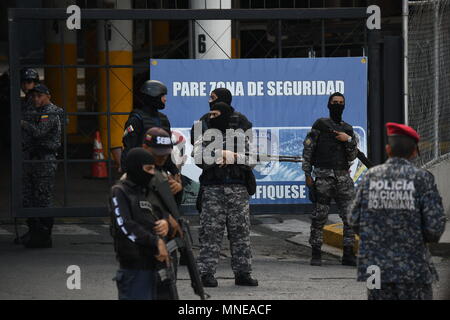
[[21, 102, 62, 153], [21, 95, 36, 150], [349, 157, 446, 284]]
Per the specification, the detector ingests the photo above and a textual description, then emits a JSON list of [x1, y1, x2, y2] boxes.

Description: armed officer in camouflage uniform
[[193, 99, 258, 288], [302, 92, 358, 266], [141, 127, 183, 299], [190, 88, 253, 212], [349, 123, 446, 300], [20, 84, 63, 248], [14, 69, 39, 245]]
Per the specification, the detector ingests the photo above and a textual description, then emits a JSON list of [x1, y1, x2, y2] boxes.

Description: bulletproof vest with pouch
[[312, 118, 354, 170], [202, 113, 250, 185]]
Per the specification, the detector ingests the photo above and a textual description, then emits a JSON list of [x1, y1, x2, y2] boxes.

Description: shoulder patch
[[123, 125, 134, 137]]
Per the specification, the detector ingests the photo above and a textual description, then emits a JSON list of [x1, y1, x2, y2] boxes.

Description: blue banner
[[151, 58, 368, 205]]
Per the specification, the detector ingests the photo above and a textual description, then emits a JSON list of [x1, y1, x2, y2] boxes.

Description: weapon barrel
[[245, 153, 303, 162], [179, 219, 208, 300], [357, 149, 374, 169]]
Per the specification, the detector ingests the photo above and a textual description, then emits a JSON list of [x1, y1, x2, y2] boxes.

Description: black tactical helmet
[[140, 80, 167, 97], [20, 68, 39, 83]]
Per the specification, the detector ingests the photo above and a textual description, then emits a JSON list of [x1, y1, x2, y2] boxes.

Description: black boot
[[310, 246, 322, 266], [342, 246, 357, 266], [23, 228, 52, 249], [13, 231, 31, 245], [201, 274, 218, 288], [235, 273, 258, 286]]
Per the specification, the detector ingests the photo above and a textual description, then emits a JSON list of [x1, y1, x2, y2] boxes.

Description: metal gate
[[8, 7, 373, 218]]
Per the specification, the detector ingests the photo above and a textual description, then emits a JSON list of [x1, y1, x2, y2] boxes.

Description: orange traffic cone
[[91, 131, 108, 178]]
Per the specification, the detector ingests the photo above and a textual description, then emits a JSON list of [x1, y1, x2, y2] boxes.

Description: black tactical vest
[[131, 108, 171, 143], [312, 118, 354, 170], [199, 111, 254, 189], [110, 180, 161, 269]]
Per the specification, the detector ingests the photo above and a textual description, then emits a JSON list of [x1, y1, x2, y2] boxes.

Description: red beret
[[385, 122, 420, 143]]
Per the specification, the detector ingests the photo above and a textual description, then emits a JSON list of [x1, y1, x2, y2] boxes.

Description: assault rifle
[[153, 172, 209, 300], [244, 153, 303, 163], [157, 254, 179, 300], [166, 225, 209, 300]]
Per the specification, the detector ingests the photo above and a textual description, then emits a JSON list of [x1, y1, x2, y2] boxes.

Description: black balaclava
[[210, 102, 233, 132], [327, 92, 345, 123], [143, 94, 165, 110], [209, 88, 232, 109], [125, 148, 156, 187]]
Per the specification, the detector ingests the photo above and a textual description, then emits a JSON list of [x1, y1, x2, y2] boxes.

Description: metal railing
[[9, 7, 370, 217]]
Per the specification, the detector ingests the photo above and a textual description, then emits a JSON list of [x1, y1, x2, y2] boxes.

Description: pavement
[[1, 214, 449, 300]]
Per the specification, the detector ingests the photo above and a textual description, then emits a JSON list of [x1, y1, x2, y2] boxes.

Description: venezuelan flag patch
[[40, 115, 49, 121]]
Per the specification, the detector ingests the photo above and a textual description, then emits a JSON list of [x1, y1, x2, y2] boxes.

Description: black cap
[[143, 127, 173, 156], [20, 68, 39, 82], [30, 83, 50, 95]]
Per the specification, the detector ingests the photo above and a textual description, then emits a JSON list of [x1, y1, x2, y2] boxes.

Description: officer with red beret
[[349, 122, 446, 300]]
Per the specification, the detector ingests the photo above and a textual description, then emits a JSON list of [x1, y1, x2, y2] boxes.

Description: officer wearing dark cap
[[142, 127, 183, 201], [141, 127, 184, 300], [20, 69, 40, 155], [302, 92, 358, 266], [349, 122, 446, 300], [19, 83, 63, 248]]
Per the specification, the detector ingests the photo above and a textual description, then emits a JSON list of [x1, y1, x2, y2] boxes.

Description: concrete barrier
[[323, 223, 359, 253]]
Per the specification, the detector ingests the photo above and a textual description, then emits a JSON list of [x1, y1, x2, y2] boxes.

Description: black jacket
[[121, 105, 178, 174], [110, 179, 168, 270], [311, 118, 355, 170]]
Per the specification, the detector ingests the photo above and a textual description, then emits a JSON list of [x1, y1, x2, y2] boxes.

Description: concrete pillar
[[191, 0, 232, 59], [97, 0, 133, 162]]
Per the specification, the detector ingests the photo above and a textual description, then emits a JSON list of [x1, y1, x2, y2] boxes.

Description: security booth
[[8, 5, 400, 219]]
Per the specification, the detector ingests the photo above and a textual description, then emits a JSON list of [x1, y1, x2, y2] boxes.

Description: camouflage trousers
[[368, 283, 433, 300], [309, 174, 356, 248], [22, 153, 57, 233], [197, 184, 252, 276]]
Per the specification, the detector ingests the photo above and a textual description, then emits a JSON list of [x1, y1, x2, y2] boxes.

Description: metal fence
[[408, 0, 450, 167], [9, 8, 370, 218]]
